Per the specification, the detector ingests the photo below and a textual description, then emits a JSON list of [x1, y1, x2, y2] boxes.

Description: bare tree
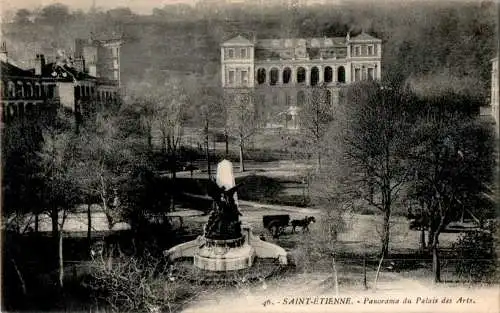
[[37, 123, 80, 289], [298, 86, 336, 171], [127, 77, 188, 210], [185, 77, 226, 178], [408, 115, 495, 282], [89, 253, 196, 313], [339, 81, 413, 258], [225, 89, 258, 172]]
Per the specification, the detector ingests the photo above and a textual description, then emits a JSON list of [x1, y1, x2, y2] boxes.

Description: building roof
[[40, 62, 96, 82], [256, 37, 346, 49], [349, 32, 382, 42], [221, 35, 254, 46], [222, 33, 382, 48], [1, 60, 35, 78]]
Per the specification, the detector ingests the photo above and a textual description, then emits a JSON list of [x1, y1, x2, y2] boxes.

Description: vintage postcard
[[1, 0, 499, 312]]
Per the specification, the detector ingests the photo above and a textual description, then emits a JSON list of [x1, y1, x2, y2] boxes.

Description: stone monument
[[165, 160, 287, 272]]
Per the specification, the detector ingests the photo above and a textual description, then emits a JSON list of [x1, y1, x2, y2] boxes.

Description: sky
[[0, 0, 196, 15], [0, 0, 490, 17]]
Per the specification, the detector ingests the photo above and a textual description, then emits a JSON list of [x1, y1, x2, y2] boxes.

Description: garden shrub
[[452, 224, 497, 283]]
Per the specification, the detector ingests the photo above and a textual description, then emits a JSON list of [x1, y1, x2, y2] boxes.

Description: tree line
[[303, 79, 496, 284], [1, 1, 496, 99]]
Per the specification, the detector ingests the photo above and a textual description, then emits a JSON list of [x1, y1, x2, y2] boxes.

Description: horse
[[291, 216, 316, 233]]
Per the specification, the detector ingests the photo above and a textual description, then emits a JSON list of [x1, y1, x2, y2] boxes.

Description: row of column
[[2, 80, 44, 99], [256, 65, 346, 86]]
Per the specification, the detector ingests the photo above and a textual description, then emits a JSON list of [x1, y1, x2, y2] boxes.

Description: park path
[[238, 199, 318, 215], [182, 272, 499, 313], [181, 272, 433, 313]]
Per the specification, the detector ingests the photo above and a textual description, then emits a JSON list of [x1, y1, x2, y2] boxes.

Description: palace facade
[[1, 35, 122, 126], [221, 32, 382, 129]]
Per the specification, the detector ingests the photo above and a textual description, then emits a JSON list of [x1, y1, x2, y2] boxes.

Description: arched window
[[257, 68, 266, 85], [297, 90, 305, 106], [311, 67, 319, 86], [337, 66, 346, 83], [0, 81, 4, 97], [270, 68, 279, 85], [26, 82, 33, 98], [283, 67, 291, 84], [297, 67, 306, 83], [17, 81, 24, 98], [324, 66, 333, 83], [35, 83, 41, 98], [8, 81, 15, 98]]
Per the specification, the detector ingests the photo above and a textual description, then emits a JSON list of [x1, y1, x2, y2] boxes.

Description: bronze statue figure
[[205, 179, 243, 240]]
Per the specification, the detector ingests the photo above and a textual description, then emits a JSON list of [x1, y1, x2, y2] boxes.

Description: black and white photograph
[[1, 0, 499, 312]]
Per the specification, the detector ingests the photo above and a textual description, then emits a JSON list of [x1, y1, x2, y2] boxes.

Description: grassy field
[[183, 204, 460, 255], [179, 205, 496, 313]]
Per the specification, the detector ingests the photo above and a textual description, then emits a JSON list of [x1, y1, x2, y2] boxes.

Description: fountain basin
[[165, 223, 287, 271], [194, 241, 255, 271]]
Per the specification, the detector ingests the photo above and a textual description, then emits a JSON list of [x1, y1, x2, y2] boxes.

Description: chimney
[[0, 42, 7, 62], [35, 54, 45, 76]]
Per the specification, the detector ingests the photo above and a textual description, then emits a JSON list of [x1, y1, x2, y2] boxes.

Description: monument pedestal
[[194, 239, 255, 271], [194, 226, 257, 271], [166, 223, 287, 271]]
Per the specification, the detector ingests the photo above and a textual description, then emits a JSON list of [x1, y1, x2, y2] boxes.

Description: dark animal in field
[[262, 215, 290, 238], [291, 216, 316, 233]]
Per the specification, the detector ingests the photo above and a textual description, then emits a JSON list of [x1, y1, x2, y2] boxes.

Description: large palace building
[[221, 32, 382, 129], [1, 34, 122, 127]]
